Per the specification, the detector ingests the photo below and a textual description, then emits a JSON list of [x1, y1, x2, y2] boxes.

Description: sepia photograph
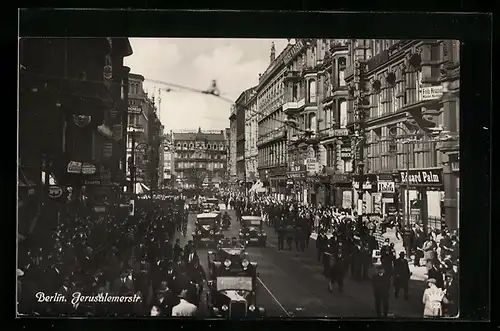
[[18, 36, 461, 319]]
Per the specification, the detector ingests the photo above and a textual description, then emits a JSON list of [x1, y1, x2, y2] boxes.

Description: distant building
[[172, 128, 227, 189]]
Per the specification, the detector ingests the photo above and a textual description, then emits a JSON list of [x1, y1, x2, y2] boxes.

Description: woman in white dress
[[422, 278, 448, 318]]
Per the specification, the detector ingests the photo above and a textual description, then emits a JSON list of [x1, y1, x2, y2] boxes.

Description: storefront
[[269, 166, 287, 200], [374, 173, 398, 216], [398, 167, 444, 234], [352, 174, 378, 214], [330, 173, 352, 209], [287, 170, 306, 202]]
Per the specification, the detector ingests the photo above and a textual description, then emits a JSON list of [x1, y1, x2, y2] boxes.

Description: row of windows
[[176, 162, 225, 169], [129, 81, 142, 95], [258, 142, 287, 167], [366, 148, 439, 173], [175, 143, 225, 150], [175, 152, 224, 160]]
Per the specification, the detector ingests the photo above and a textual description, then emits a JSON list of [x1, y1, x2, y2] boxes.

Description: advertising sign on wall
[[377, 181, 395, 193], [399, 168, 443, 187]]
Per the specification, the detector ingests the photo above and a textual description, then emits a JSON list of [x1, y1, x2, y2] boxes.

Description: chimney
[[270, 42, 276, 63]]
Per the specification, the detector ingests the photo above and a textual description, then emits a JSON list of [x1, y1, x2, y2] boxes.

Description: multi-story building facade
[[256, 42, 289, 199], [235, 87, 257, 192], [315, 40, 352, 208], [344, 39, 460, 232], [173, 128, 227, 189], [228, 105, 238, 187], [245, 90, 259, 184], [126, 73, 149, 187], [147, 101, 164, 191], [18, 37, 132, 239]]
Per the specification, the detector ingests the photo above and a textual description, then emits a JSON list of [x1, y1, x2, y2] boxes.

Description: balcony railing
[[283, 98, 305, 114]]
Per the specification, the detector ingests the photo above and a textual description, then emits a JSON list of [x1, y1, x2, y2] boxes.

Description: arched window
[[189, 143, 194, 149], [183, 143, 187, 149], [309, 80, 317, 103], [176, 143, 181, 149]]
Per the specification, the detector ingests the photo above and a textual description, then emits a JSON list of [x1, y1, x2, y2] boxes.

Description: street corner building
[[232, 39, 459, 233], [344, 39, 460, 233], [172, 128, 229, 190], [18, 37, 134, 245], [125, 72, 165, 196]]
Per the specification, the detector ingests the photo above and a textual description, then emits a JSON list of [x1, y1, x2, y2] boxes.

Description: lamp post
[[388, 126, 413, 228]]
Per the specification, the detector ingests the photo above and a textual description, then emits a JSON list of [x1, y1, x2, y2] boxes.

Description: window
[[308, 113, 316, 131], [309, 80, 317, 103], [338, 58, 346, 86], [416, 70, 423, 102], [189, 143, 194, 149], [183, 143, 187, 149], [339, 99, 347, 128]]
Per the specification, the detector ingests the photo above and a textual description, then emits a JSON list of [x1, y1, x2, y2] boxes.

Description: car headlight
[[242, 259, 249, 268], [249, 304, 256, 312], [224, 259, 231, 267], [222, 305, 228, 311], [245, 233, 249, 236]]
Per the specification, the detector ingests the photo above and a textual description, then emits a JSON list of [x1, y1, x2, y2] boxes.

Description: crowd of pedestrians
[[223, 191, 459, 318], [17, 195, 205, 317]]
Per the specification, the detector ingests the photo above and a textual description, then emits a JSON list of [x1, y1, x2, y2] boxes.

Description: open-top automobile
[[206, 264, 265, 318], [239, 216, 267, 246]]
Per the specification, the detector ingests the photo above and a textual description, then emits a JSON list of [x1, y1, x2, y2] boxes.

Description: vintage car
[[207, 241, 257, 288], [239, 216, 267, 246], [192, 213, 223, 247], [206, 264, 265, 318]]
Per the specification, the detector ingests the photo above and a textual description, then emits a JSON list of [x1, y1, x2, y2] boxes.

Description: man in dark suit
[[393, 252, 411, 300], [372, 266, 391, 317], [444, 271, 458, 317]]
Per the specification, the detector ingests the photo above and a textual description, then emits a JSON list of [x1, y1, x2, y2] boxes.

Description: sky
[[124, 38, 288, 133]]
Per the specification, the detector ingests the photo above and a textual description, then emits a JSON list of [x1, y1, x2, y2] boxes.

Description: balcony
[[283, 98, 305, 114], [283, 70, 301, 81], [256, 127, 287, 147]]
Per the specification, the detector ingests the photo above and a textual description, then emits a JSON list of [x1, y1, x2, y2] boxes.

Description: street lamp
[[388, 126, 413, 228]]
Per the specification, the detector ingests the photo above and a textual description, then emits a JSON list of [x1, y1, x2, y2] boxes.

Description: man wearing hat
[[443, 271, 458, 317], [371, 265, 391, 317], [393, 252, 411, 300]]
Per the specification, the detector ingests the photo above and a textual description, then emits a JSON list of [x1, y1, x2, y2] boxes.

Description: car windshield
[[197, 218, 217, 225], [207, 199, 218, 204], [219, 238, 244, 248], [243, 220, 261, 227], [216, 276, 253, 291]]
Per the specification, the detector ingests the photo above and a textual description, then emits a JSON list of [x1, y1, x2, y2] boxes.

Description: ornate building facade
[[245, 90, 259, 184], [256, 42, 288, 198], [344, 39, 460, 231], [173, 128, 227, 189]]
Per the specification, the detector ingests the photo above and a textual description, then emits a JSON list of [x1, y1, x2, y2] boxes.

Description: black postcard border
[[12, 8, 493, 331]]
